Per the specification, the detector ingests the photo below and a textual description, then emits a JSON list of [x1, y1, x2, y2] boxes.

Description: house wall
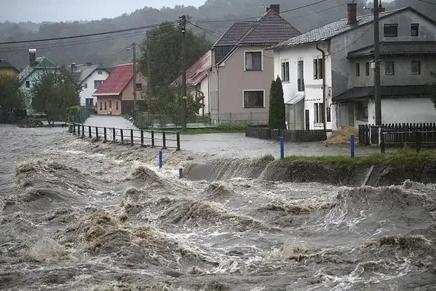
[[331, 9, 436, 97], [209, 46, 273, 124], [0, 68, 18, 78], [20, 68, 58, 114], [273, 43, 333, 130], [96, 96, 122, 116], [79, 69, 109, 107], [200, 77, 209, 115], [120, 73, 147, 101]]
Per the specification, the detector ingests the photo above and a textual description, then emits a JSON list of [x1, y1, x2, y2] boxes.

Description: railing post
[[280, 136, 285, 160], [141, 130, 144, 147], [112, 128, 116, 142], [380, 132, 386, 154], [162, 132, 167, 149], [88, 126, 92, 138], [176, 132, 181, 151], [82, 125, 85, 138], [78, 124, 81, 136], [130, 129, 134, 146], [350, 135, 355, 159], [73, 123, 76, 134], [151, 131, 155, 148], [159, 150, 163, 169], [96, 127, 99, 141], [416, 131, 422, 153], [104, 127, 107, 142], [120, 129, 124, 144]]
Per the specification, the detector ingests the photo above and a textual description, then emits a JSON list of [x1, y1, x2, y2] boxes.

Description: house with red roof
[[172, 51, 212, 116], [94, 63, 147, 116]]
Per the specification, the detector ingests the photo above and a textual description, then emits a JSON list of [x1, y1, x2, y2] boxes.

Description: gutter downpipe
[[316, 42, 327, 135], [216, 64, 220, 124]]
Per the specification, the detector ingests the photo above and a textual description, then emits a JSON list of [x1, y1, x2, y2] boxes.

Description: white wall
[[80, 69, 109, 106], [274, 43, 333, 130]]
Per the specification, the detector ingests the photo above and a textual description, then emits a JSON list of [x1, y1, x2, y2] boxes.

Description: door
[[305, 109, 310, 130]]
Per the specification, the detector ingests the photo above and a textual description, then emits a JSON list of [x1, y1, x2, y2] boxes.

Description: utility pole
[[373, 0, 383, 126], [146, 31, 152, 98], [179, 15, 187, 130], [132, 42, 137, 113]]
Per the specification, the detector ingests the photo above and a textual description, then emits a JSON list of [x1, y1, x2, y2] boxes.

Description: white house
[[273, 4, 436, 131], [71, 63, 109, 109]]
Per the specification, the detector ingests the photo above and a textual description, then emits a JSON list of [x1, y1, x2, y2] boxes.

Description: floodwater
[[0, 125, 435, 290]]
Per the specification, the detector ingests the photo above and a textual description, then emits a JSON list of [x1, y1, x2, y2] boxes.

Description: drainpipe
[[316, 43, 327, 134], [216, 64, 220, 124]]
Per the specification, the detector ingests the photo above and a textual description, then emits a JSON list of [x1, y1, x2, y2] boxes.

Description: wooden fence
[[69, 123, 181, 151]]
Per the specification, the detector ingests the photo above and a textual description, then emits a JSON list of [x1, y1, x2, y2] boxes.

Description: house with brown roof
[[274, 4, 436, 131], [172, 51, 212, 117], [208, 4, 300, 125], [94, 63, 146, 116]]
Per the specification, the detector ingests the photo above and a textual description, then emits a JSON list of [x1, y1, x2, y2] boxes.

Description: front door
[[305, 109, 310, 130]]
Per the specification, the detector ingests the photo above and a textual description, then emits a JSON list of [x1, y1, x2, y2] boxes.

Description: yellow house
[[0, 59, 19, 77]]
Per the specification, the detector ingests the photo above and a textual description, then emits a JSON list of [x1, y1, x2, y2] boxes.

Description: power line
[[415, 0, 436, 6], [187, 21, 222, 36], [0, 21, 175, 46]]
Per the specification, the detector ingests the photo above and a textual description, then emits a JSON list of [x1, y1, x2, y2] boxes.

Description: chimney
[[347, 3, 357, 25], [28, 49, 37, 66], [267, 4, 280, 14], [70, 63, 77, 73]]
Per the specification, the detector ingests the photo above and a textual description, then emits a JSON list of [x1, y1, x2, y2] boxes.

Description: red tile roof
[[173, 51, 211, 88], [94, 63, 134, 96]]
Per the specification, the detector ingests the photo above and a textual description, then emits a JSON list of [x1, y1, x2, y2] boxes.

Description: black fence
[[69, 123, 181, 150], [359, 123, 436, 146], [246, 126, 327, 142], [381, 131, 436, 153]]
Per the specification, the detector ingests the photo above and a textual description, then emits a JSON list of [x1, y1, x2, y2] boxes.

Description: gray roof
[[71, 64, 107, 85], [333, 85, 436, 102], [18, 57, 58, 83], [214, 9, 300, 48], [348, 41, 436, 58], [274, 8, 409, 49]]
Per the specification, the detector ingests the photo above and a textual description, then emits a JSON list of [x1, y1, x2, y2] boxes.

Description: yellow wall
[[0, 68, 18, 78], [97, 97, 122, 116]]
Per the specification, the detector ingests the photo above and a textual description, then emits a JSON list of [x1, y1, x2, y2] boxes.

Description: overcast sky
[[0, 0, 207, 23]]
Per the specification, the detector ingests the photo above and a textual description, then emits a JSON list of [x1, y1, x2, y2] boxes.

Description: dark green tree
[[31, 71, 80, 125], [0, 75, 25, 122], [269, 76, 286, 130]]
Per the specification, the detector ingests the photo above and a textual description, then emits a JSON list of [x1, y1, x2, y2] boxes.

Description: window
[[385, 61, 395, 75], [104, 102, 107, 110], [326, 106, 331, 122], [281, 61, 290, 82], [94, 80, 104, 89], [355, 63, 361, 77], [109, 100, 112, 108], [365, 62, 370, 76], [98, 70, 103, 75], [99, 102, 102, 111], [411, 61, 421, 75], [116, 101, 119, 110], [84, 83, 88, 89], [411, 23, 419, 36], [384, 24, 398, 37], [297, 60, 304, 91], [136, 83, 143, 91], [85, 98, 94, 107], [314, 103, 325, 124], [245, 51, 262, 71], [313, 58, 323, 80], [356, 102, 368, 121], [243, 90, 264, 108], [25, 81, 30, 88]]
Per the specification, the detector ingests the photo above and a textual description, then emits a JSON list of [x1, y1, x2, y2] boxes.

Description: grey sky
[[0, 0, 207, 23]]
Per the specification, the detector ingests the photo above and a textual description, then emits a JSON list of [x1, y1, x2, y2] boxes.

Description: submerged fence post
[[162, 132, 167, 149], [151, 131, 155, 148], [159, 150, 163, 169], [141, 130, 144, 146], [130, 129, 134, 146], [112, 128, 116, 142], [88, 126, 92, 138], [82, 125, 85, 138], [176, 132, 181, 151], [95, 127, 99, 141], [350, 135, 355, 159], [280, 136, 285, 160], [120, 129, 124, 144], [179, 168, 183, 179], [104, 127, 107, 142]]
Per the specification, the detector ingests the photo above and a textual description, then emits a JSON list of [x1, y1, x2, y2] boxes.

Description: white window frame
[[242, 89, 266, 109], [244, 50, 263, 72], [281, 60, 290, 82]]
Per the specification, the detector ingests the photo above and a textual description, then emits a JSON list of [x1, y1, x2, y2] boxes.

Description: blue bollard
[[350, 135, 355, 159], [179, 168, 183, 179], [159, 150, 163, 169], [280, 136, 285, 160]]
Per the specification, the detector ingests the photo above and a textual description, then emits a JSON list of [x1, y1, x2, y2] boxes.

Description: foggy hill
[[0, 0, 434, 70]]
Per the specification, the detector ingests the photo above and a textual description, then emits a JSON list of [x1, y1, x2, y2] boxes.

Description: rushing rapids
[[0, 125, 435, 290]]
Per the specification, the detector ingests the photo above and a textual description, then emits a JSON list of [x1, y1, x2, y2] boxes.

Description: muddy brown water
[[0, 125, 435, 290]]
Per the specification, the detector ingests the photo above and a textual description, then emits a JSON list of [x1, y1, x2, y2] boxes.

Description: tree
[[0, 75, 25, 122], [268, 76, 286, 130], [31, 71, 80, 125]]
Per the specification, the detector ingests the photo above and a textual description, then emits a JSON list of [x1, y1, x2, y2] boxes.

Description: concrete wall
[[274, 43, 333, 130], [79, 69, 109, 107], [370, 98, 436, 124], [209, 47, 273, 124]]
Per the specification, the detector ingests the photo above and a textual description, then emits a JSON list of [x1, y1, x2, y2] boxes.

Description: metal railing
[[381, 131, 436, 153], [69, 123, 181, 150]]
